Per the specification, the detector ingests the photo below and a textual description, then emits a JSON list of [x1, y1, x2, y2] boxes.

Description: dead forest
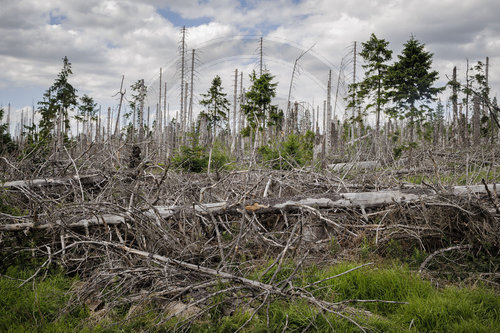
[[1, 35, 499, 331]]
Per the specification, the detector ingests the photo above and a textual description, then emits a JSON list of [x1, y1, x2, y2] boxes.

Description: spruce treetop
[[386, 35, 443, 120]]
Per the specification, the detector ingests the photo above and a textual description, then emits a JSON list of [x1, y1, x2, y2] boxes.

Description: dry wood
[[67, 240, 375, 331], [2, 174, 105, 188], [328, 160, 380, 171], [2, 184, 499, 232], [1, 140, 498, 332], [419, 245, 473, 274]]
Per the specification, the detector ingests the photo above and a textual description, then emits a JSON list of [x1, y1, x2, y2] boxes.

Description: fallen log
[[1, 183, 498, 232], [328, 161, 380, 172], [2, 174, 106, 188]]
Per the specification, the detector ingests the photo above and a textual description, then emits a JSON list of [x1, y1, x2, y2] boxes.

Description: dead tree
[[326, 70, 332, 151], [113, 75, 126, 139], [231, 69, 238, 153], [473, 95, 481, 146], [179, 26, 187, 139], [188, 49, 196, 132]]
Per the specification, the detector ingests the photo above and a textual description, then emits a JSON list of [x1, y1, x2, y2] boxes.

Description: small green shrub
[[258, 131, 314, 170], [393, 141, 417, 160], [172, 138, 231, 173], [172, 143, 208, 173]]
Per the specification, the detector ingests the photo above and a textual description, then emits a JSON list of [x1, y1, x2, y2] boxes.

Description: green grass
[[243, 261, 499, 332], [0, 266, 87, 332], [0, 262, 498, 332]]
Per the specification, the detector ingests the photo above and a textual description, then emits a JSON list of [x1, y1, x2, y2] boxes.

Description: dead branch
[[419, 245, 473, 274]]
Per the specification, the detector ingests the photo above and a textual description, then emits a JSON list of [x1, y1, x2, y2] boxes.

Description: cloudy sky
[[0, 0, 499, 131]]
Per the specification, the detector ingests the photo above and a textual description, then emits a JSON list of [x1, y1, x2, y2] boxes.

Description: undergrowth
[[1, 261, 497, 332], [172, 138, 232, 173], [258, 131, 314, 170], [0, 266, 86, 332]]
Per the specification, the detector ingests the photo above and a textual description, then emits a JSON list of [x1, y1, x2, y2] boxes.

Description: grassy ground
[[1, 261, 498, 332]]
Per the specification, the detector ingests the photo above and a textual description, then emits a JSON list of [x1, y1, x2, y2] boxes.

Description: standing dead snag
[[113, 75, 126, 139]]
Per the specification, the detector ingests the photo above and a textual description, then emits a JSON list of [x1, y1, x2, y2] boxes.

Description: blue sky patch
[[157, 8, 211, 27], [49, 11, 66, 25]]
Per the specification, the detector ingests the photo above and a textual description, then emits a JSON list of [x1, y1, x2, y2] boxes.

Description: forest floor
[[0, 145, 499, 332]]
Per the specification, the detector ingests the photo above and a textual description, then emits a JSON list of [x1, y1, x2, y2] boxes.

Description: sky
[[0, 0, 499, 134]]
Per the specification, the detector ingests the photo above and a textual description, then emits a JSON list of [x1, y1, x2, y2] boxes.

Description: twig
[[419, 245, 473, 274], [304, 262, 374, 289]]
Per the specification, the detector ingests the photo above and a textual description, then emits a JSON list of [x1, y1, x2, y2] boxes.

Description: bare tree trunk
[[179, 26, 186, 138], [451, 66, 459, 145], [322, 100, 326, 138], [163, 82, 168, 160], [189, 50, 195, 133], [114, 75, 125, 139], [231, 69, 238, 153], [106, 107, 111, 141], [316, 106, 320, 135], [138, 80, 145, 142], [351, 41, 357, 141], [184, 82, 188, 136], [326, 70, 332, 151], [473, 95, 480, 146], [465, 59, 470, 146], [239, 76, 245, 153], [157, 68, 162, 149], [486, 56, 495, 143], [97, 106, 101, 143]]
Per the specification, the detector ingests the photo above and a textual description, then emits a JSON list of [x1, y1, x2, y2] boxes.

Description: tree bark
[[2, 184, 498, 232]]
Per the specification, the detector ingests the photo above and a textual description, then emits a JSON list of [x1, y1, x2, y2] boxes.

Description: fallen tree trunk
[[328, 161, 380, 171], [1, 184, 498, 232], [2, 174, 106, 188]]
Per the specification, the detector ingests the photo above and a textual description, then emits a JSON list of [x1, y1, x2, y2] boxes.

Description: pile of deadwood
[[0, 153, 499, 331]]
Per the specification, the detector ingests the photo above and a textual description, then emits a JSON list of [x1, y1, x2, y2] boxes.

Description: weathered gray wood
[[328, 161, 380, 171], [2, 174, 105, 188], [1, 184, 498, 232]]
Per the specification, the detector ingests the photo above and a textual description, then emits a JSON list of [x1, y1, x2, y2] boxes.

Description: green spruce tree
[[241, 70, 280, 145], [386, 36, 443, 142], [77, 95, 97, 124], [199, 75, 230, 141], [38, 56, 78, 143], [356, 33, 393, 138], [0, 108, 16, 154], [199, 75, 230, 173]]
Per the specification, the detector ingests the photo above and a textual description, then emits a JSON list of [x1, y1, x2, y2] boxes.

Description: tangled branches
[[0, 147, 499, 330]]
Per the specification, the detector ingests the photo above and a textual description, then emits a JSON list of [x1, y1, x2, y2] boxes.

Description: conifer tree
[[386, 36, 443, 141], [356, 33, 392, 138], [0, 108, 16, 154], [241, 70, 280, 138], [38, 56, 78, 142], [77, 94, 97, 122], [199, 75, 230, 141], [76, 94, 97, 140]]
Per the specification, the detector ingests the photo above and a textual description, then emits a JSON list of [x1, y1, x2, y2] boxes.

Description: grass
[[0, 261, 498, 332], [0, 265, 87, 332]]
